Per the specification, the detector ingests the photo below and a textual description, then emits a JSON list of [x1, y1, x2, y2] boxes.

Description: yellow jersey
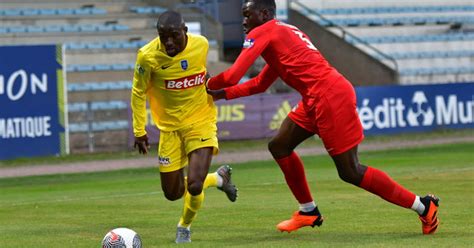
[[131, 33, 216, 136]]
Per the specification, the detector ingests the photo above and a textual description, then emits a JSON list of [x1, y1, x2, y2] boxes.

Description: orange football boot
[[276, 211, 324, 233], [419, 194, 440, 235]]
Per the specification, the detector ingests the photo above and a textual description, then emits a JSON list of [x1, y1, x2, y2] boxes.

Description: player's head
[[242, 0, 276, 34], [157, 10, 188, 57]]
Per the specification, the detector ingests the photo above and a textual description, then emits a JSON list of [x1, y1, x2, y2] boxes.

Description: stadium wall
[[288, 9, 398, 86]]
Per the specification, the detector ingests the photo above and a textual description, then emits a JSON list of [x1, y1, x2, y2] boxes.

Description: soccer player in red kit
[[207, 0, 439, 234]]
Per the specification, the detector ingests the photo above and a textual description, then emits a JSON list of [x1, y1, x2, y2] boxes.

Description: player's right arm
[[207, 65, 278, 101], [131, 50, 151, 154], [225, 65, 278, 99]]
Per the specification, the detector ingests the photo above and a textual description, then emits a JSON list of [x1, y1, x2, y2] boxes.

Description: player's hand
[[206, 89, 226, 101], [134, 134, 150, 154], [204, 72, 212, 88]]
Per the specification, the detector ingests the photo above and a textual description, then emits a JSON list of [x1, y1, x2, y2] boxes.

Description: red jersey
[[207, 19, 344, 107]]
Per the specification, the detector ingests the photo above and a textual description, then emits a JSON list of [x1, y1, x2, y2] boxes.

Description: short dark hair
[[157, 10, 184, 28], [247, 0, 276, 15]]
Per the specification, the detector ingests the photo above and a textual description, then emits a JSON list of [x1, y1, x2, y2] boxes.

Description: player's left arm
[[207, 28, 270, 90]]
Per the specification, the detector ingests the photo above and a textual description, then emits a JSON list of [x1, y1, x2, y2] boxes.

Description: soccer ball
[[102, 227, 142, 248]]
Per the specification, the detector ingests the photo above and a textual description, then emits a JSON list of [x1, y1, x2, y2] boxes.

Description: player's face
[[158, 24, 188, 57], [242, 1, 266, 34]]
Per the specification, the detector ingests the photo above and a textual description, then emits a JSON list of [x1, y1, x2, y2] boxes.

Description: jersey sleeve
[[207, 28, 270, 90], [224, 64, 278, 100], [131, 50, 151, 137]]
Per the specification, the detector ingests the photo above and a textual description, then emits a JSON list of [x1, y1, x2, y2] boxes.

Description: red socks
[[275, 153, 415, 209], [359, 166, 416, 208], [275, 152, 313, 204]]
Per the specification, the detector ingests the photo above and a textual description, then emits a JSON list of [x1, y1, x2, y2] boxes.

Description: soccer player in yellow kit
[[131, 11, 238, 243]]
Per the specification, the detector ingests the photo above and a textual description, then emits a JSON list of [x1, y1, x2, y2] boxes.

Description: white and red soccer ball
[[102, 227, 142, 248]]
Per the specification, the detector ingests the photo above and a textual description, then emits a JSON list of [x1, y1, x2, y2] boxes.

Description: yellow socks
[[178, 173, 219, 228], [178, 190, 204, 227], [203, 172, 219, 189]]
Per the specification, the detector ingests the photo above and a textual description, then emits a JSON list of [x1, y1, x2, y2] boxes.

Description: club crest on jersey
[[243, 38, 254, 48], [180, 60, 188, 70]]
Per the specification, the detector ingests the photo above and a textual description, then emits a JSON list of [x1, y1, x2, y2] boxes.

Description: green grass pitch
[[0, 142, 473, 247]]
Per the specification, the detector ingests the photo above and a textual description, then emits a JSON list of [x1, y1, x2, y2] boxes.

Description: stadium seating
[[0, 24, 130, 34], [0, 0, 250, 152], [372, 50, 474, 60], [68, 81, 131, 92], [129, 6, 167, 14], [290, 0, 474, 84], [67, 63, 134, 72], [69, 121, 129, 132], [68, 101, 128, 112], [314, 16, 474, 27], [0, 7, 107, 16]]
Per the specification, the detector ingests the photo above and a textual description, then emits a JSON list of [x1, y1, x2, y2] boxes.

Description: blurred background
[[0, 0, 473, 159]]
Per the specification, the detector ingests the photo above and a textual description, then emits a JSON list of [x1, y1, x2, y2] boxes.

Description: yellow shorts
[[157, 120, 219, 173]]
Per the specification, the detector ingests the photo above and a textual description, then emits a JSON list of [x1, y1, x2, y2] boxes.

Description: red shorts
[[288, 78, 364, 156]]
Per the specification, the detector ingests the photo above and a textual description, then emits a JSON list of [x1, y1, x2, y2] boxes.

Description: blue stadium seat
[[64, 41, 145, 50], [320, 15, 474, 27], [62, 25, 81, 32], [38, 9, 56, 15], [111, 64, 133, 71], [74, 64, 94, 72], [74, 8, 92, 15], [68, 81, 132, 92], [90, 8, 107, 15], [22, 9, 40, 16], [68, 123, 88, 132], [44, 25, 62, 32], [317, 5, 474, 15], [56, 9, 74, 15], [130, 7, 153, 14], [8, 26, 28, 33], [152, 7, 167, 14], [357, 33, 474, 44], [91, 101, 128, 110], [79, 24, 97, 32], [0, 7, 107, 16], [0, 24, 125, 33], [121, 41, 140, 49], [111, 81, 132, 90], [129, 6, 167, 14], [96, 25, 115, 31], [68, 103, 88, 112], [4, 9, 21, 16], [113, 24, 130, 31], [400, 66, 474, 76], [92, 121, 128, 131], [94, 64, 112, 71], [104, 41, 122, 49], [26, 26, 44, 33], [65, 42, 87, 50]]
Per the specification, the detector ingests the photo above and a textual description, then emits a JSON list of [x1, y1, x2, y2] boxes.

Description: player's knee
[[163, 189, 184, 201], [337, 165, 364, 185], [187, 181, 204, 196], [337, 171, 358, 185], [268, 139, 290, 157]]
